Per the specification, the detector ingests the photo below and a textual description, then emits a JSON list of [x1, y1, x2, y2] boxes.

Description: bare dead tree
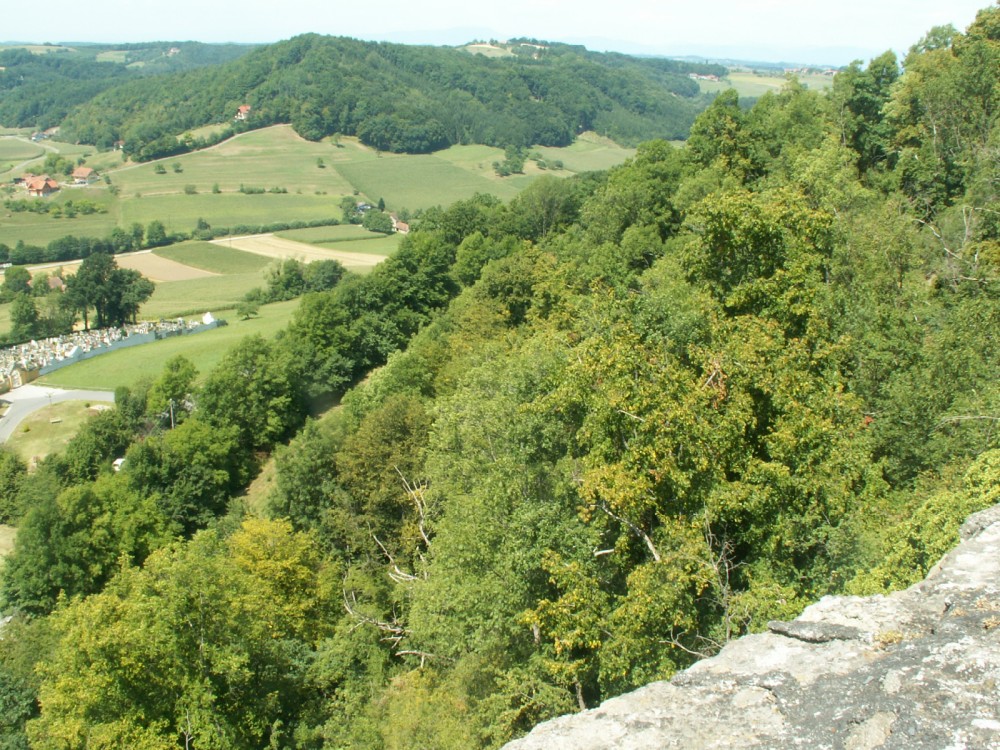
[[342, 587, 409, 648]]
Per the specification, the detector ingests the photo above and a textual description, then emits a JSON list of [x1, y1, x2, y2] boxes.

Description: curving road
[[0, 385, 115, 443]]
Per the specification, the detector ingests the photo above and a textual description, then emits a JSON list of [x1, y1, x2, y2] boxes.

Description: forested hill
[[0, 42, 257, 130], [0, 5, 998, 750], [54, 34, 720, 157]]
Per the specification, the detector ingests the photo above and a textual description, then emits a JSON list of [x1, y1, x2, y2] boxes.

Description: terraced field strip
[[116, 251, 218, 282], [215, 233, 388, 271], [32, 250, 216, 283]]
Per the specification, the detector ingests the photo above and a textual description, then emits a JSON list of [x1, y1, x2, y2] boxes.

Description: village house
[[235, 104, 252, 121], [391, 215, 410, 234], [25, 175, 60, 197], [72, 166, 97, 185]]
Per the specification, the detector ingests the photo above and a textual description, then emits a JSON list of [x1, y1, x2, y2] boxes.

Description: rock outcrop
[[504, 505, 1000, 750]]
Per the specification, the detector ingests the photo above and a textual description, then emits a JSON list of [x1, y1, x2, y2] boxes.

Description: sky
[[2, 0, 994, 65]]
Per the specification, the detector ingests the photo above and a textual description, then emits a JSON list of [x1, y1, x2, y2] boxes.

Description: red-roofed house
[[25, 175, 60, 197], [391, 215, 410, 234], [235, 105, 252, 121], [72, 166, 96, 184]]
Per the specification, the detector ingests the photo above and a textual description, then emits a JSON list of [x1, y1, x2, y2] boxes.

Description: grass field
[[275, 225, 402, 258], [39, 299, 300, 391], [334, 151, 521, 210], [0, 172, 117, 247], [0, 210, 118, 247], [461, 43, 515, 59], [2, 124, 637, 249], [698, 71, 835, 98], [83, 150, 127, 172], [5, 401, 98, 464], [95, 50, 128, 63], [111, 126, 356, 197], [117, 193, 343, 237], [537, 132, 636, 173], [312, 235, 402, 257], [184, 124, 233, 141], [140, 272, 266, 318], [276, 225, 390, 244], [155, 241, 271, 274], [0, 138, 45, 162]]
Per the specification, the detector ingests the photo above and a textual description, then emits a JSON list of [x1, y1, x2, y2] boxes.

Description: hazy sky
[[3, 0, 993, 64]]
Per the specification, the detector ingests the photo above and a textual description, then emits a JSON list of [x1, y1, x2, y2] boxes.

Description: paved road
[[0, 385, 115, 443]]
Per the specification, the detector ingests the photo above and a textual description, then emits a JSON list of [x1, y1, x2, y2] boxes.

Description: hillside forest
[[0, 42, 257, 132], [0, 6, 999, 749], [3, 36, 722, 159]]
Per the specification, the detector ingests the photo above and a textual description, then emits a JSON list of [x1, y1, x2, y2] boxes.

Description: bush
[[184, 184, 197, 195]]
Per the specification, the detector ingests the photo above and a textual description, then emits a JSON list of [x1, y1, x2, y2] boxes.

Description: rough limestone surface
[[504, 505, 1000, 750]]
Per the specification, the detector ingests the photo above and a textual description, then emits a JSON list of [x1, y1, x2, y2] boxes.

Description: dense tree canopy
[[1, 7, 999, 749], [52, 35, 718, 158]]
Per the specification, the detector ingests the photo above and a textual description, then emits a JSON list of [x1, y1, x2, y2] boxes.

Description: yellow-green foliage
[[847, 450, 1000, 595]]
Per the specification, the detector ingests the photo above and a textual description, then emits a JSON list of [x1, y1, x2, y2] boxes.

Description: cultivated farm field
[[154, 241, 271, 275], [332, 148, 522, 209], [2, 125, 636, 248], [218, 233, 392, 272], [275, 225, 387, 244]]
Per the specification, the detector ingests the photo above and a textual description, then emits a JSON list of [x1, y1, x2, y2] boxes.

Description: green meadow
[[95, 50, 128, 63], [697, 70, 835, 98], [536, 133, 636, 173], [5, 401, 97, 464], [38, 299, 300, 391], [139, 273, 267, 319], [0, 209, 118, 247], [276, 226, 403, 256], [117, 193, 342, 237], [0, 138, 46, 163], [313, 234, 403, 257], [154, 241, 271, 274], [113, 127, 356, 196], [333, 147, 521, 210], [275, 225, 387, 244], [2, 124, 636, 248]]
